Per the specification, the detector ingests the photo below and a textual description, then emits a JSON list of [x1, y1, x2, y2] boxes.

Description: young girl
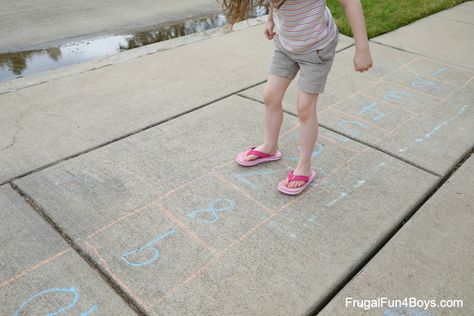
[[224, 0, 373, 195]]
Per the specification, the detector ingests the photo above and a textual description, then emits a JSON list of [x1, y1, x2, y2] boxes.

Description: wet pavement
[[0, 8, 267, 83]]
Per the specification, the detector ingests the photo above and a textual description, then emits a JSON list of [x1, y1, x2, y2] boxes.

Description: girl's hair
[[221, 0, 287, 25]]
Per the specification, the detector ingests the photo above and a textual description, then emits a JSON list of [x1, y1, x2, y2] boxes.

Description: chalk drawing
[[335, 134, 350, 142], [81, 305, 99, 316], [337, 120, 369, 138], [383, 90, 415, 104], [411, 77, 435, 89], [398, 105, 469, 153], [267, 219, 298, 240], [234, 170, 275, 189], [288, 143, 324, 161], [325, 192, 348, 207], [431, 66, 447, 78], [354, 179, 366, 188], [307, 162, 385, 223], [122, 229, 177, 267], [13, 287, 98, 316], [358, 102, 385, 121], [384, 307, 435, 316], [187, 198, 236, 224]]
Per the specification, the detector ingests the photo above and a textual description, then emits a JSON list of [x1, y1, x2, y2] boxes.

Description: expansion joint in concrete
[[9, 182, 148, 316], [236, 93, 442, 177], [0, 79, 267, 187], [309, 146, 473, 315]]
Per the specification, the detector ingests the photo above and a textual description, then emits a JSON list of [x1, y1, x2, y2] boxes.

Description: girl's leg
[[244, 74, 292, 161], [283, 90, 319, 188]]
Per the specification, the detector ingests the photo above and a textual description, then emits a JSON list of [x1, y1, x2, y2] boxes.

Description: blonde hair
[[221, 0, 287, 25]]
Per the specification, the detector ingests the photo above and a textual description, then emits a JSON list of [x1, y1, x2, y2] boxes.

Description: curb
[[0, 16, 267, 95]]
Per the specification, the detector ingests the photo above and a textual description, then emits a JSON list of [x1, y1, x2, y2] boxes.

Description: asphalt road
[[0, 0, 222, 53]]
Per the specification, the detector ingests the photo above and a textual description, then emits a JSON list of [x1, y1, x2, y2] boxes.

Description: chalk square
[[0, 250, 133, 315], [329, 94, 415, 131], [363, 80, 440, 114], [0, 186, 69, 283], [380, 101, 473, 175], [318, 108, 388, 144], [214, 162, 301, 210], [85, 204, 214, 310], [160, 176, 271, 251], [383, 67, 458, 99], [278, 126, 365, 170], [402, 58, 473, 87]]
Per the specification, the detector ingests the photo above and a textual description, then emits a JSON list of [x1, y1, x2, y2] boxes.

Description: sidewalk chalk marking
[[337, 120, 369, 138], [307, 162, 385, 223], [288, 143, 324, 161], [266, 219, 298, 240], [122, 229, 177, 267], [0, 249, 71, 290], [432, 66, 447, 77], [86, 240, 149, 309], [383, 89, 415, 104], [14, 287, 98, 316], [358, 101, 385, 121], [234, 170, 275, 189], [81, 305, 99, 316], [398, 104, 469, 153], [187, 198, 236, 224], [412, 76, 436, 89]]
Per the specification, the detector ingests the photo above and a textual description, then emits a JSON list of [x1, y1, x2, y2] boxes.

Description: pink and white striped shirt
[[273, 0, 338, 54]]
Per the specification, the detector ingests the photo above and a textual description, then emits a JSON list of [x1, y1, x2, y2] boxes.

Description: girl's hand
[[354, 46, 373, 72], [265, 21, 276, 40]]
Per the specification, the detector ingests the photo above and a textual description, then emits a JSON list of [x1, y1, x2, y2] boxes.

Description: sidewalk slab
[[0, 23, 353, 184], [241, 42, 474, 176], [433, 1, 474, 24], [0, 24, 272, 184], [372, 2, 474, 70], [0, 185, 135, 314], [320, 155, 474, 316], [14, 95, 439, 314]]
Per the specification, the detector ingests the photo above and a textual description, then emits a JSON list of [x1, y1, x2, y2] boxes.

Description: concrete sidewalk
[[0, 2, 473, 315]]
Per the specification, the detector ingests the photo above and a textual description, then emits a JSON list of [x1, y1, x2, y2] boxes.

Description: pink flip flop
[[236, 146, 282, 166], [277, 169, 316, 195]]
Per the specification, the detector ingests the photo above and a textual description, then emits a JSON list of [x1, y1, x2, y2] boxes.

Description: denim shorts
[[269, 32, 339, 94]]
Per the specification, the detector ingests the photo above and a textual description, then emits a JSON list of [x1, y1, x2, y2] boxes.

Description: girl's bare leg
[[283, 90, 319, 188], [244, 75, 292, 161]]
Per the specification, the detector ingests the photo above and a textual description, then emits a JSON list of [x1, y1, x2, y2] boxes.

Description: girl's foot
[[243, 144, 278, 161], [283, 163, 311, 188]]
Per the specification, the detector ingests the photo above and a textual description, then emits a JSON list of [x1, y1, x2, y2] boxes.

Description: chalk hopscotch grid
[[2, 56, 472, 313], [79, 116, 370, 310], [324, 57, 473, 148], [0, 56, 417, 308]]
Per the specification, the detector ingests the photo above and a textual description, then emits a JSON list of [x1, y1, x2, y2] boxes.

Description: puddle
[[0, 8, 268, 83]]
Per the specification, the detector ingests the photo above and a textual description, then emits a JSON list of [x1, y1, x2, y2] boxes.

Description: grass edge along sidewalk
[[326, 0, 470, 38]]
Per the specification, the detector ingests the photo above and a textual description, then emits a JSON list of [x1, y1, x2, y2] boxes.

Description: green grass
[[326, 0, 469, 38]]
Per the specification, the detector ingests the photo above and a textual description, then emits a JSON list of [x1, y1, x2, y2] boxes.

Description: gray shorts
[[269, 32, 339, 94]]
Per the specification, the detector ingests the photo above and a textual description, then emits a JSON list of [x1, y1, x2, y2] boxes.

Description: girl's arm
[[337, 0, 373, 72], [265, 6, 276, 39]]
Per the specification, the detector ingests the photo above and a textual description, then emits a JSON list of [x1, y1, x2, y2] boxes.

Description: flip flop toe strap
[[247, 146, 272, 158], [287, 171, 309, 183]]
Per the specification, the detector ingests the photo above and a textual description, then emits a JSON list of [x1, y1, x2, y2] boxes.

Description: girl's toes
[[244, 154, 255, 161]]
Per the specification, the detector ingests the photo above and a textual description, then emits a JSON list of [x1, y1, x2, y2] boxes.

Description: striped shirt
[[273, 0, 338, 54]]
